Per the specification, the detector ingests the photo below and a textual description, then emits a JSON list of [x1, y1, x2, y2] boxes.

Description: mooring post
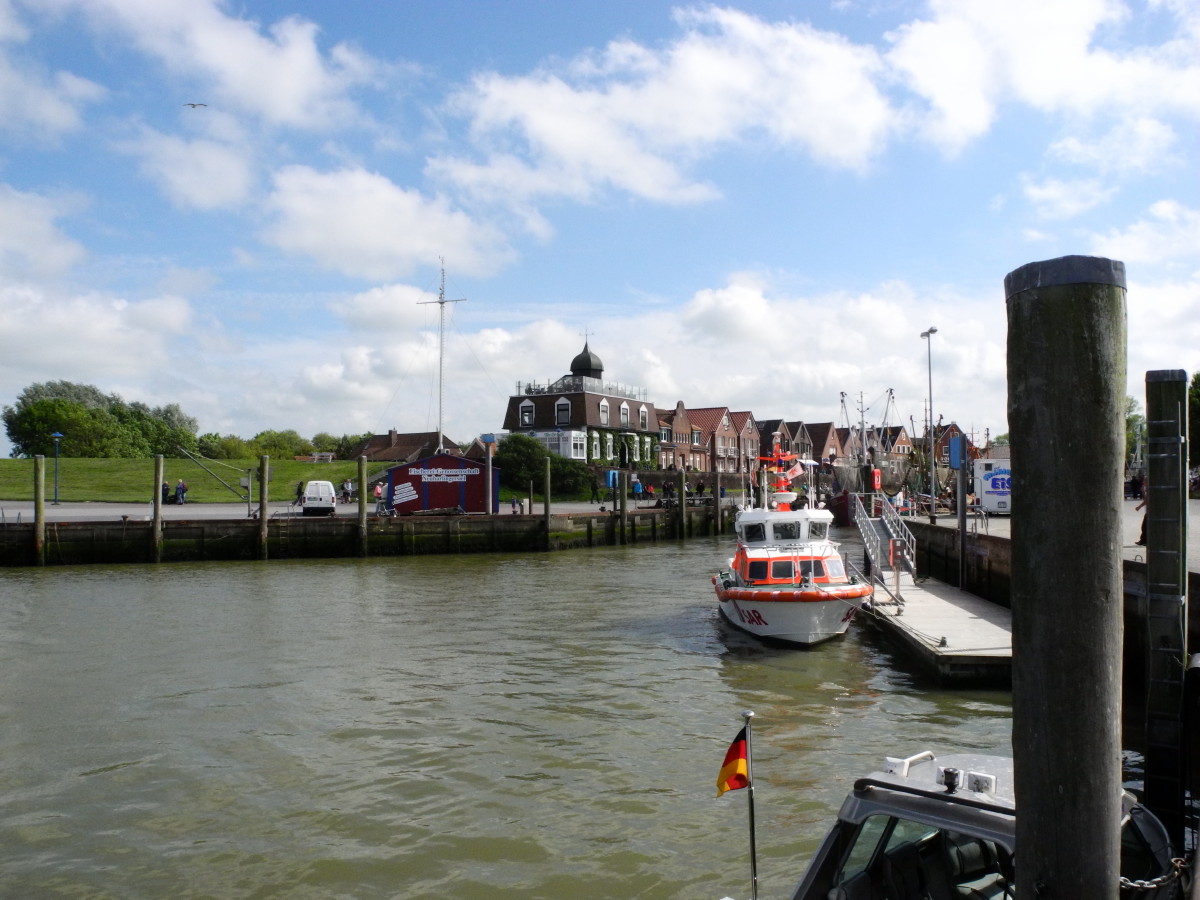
[[33, 455, 45, 567], [618, 470, 628, 545], [544, 457, 552, 549], [152, 455, 164, 563], [1142, 369, 1188, 848], [357, 455, 369, 557], [258, 455, 269, 559], [676, 469, 687, 538], [1006, 255, 1126, 898]]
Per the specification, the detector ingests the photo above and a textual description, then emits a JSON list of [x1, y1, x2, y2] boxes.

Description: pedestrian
[[294, 481, 304, 507], [175, 479, 187, 505], [161, 481, 170, 505], [511, 497, 518, 515], [633, 477, 643, 504], [697, 479, 705, 497], [374, 482, 385, 515], [590, 475, 600, 503]]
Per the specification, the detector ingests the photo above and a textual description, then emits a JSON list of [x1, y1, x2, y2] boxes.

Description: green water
[[0, 537, 1011, 899]]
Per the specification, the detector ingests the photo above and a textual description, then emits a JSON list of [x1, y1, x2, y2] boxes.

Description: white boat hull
[[716, 589, 859, 646]]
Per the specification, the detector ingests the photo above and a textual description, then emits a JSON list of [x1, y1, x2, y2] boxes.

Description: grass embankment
[[0, 458, 373, 503]]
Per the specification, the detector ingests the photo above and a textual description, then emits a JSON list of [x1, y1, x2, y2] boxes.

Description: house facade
[[501, 343, 658, 467]]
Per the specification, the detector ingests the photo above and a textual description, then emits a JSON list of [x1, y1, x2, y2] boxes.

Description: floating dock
[[852, 496, 1012, 685]]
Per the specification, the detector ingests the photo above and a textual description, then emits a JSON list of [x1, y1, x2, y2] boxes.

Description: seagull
[[183, 103, 207, 108]]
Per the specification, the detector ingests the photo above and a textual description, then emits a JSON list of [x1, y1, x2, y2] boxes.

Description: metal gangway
[[852, 493, 917, 608]]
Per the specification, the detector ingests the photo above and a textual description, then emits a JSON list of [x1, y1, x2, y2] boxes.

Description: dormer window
[[638, 406, 649, 430], [555, 397, 571, 425], [519, 399, 535, 426], [599, 399, 609, 426], [619, 402, 630, 427]]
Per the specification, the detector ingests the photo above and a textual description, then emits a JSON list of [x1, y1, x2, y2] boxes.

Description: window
[[555, 398, 571, 425], [773, 521, 801, 541], [519, 400, 535, 426], [619, 402, 630, 427], [638, 406, 648, 430], [571, 433, 586, 458], [771, 560, 794, 580], [659, 427, 670, 442], [599, 399, 609, 426], [742, 523, 766, 543], [746, 560, 768, 581], [591, 432, 600, 460], [605, 433, 613, 459], [632, 438, 640, 462]]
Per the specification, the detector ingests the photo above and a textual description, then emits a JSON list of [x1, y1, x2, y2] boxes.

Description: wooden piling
[[33, 455, 45, 567], [258, 455, 269, 559], [357, 455, 368, 557], [152, 455, 164, 563], [1006, 255, 1126, 898]]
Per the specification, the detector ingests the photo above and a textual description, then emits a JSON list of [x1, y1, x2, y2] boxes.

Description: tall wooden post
[[258, 455, 269, 559], [676, 469, 687, 538], [358, 455, 369, 557], [152, 455, 164, 563], [33, 455, 45, 567], [1141, 369, 1188, 847], [618, 471, 628, 545], [544, 457, 552, 549], [1006, 255, 1126, 898]]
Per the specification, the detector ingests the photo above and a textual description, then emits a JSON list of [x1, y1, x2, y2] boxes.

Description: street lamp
[[920, 327, 937, 523], [51, 432, 63, 505]]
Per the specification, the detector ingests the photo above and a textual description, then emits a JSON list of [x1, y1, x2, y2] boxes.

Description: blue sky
[[1, 0, 1197, 456]]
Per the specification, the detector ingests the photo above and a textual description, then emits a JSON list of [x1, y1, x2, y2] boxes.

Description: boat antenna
[[418, 259, 466, 454]]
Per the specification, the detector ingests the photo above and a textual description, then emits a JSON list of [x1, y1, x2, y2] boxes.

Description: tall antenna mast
[[418, 258, 466, 454]]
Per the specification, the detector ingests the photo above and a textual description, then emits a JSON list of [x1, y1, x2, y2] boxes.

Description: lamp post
[[920, 327, 937, 523], [51, 432, 63, 505]]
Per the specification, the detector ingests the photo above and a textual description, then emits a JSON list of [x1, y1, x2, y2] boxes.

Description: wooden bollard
[[1006, 255, 1126, 898]]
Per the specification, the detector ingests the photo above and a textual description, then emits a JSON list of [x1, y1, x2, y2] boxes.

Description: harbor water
[[0, 533, 1013, 899]]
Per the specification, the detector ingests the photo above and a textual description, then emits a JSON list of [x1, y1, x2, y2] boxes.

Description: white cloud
[[0, 2, 104, 140], [1089, 200, 1200, 264], [261, 165, 513, 280], [0, 184, 86, 278], [333, 282, 438, 332], [886, 0, 1200, 153], [37, 0, 381, 130], [434, 7, 894, 209], [119, 127, 255, 210], [0, 285, 191, 386], [1021, 174, 1117, 220], [1048, 117, 1179, 174]]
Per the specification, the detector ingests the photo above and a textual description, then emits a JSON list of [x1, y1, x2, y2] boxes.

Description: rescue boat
[[713, 494, 872, 646]]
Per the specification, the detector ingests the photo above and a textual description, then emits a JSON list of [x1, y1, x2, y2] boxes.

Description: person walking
[[175, 479, 187, 505]]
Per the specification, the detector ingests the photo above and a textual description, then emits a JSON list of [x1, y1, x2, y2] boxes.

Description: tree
[[1124, 395, 1145, 466], [3, 380, 199, 458], [250, 429, 313, 459], [494, 433, 549, 490]]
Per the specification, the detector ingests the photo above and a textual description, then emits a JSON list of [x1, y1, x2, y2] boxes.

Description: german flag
[[716, 726, 749, 796]]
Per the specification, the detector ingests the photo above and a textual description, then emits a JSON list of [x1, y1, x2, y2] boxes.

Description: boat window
[[746, 561, 768, 581], [796, 560, 826, 578], [772, 521, 801, 541], [810, 522, 829, 539], [835, 814, 889, 884], [770, 560, 793, 580], [742, 523, 766, 543], [824, 559, 844, 578], [884, 818, 940, 850]]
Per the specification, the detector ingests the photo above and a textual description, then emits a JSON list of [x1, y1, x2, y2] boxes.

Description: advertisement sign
[[387, 453, 498, 514], [973, 460, 1012, 515]]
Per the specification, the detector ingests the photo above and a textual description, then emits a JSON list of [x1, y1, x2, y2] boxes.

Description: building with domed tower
[[501, 342, 659, 466]]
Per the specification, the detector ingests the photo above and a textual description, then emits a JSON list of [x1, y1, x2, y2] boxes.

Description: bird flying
[[183, 103, 207, 108]]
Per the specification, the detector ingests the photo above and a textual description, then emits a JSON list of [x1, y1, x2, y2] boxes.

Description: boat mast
[[418, 259, 465, 454]]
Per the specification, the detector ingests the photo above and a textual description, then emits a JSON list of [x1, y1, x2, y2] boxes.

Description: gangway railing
[[878, 496, 917, 576], [852, 493, 908, 608], [853, 494, 886, 573]]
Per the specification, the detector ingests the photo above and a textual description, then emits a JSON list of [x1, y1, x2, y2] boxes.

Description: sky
[[1, 0, 1197, 457]]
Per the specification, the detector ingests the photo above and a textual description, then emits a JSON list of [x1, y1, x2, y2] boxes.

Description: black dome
[[570, 342, 603, 379]]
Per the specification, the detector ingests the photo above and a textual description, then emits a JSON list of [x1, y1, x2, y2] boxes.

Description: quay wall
[[0, 505, 730, 567]]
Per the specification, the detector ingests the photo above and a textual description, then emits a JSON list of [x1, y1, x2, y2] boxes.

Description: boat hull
[[714, 581, 866, 646]]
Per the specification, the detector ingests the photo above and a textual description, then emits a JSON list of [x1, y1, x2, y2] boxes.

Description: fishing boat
[[787, 749, 1183, 899], [713, 491, 872, 646]]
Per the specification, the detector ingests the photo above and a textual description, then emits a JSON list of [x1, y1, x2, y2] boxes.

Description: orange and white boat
[[714, 491, 872, 646]]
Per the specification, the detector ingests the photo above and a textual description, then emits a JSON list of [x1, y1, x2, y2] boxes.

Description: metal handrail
[[879, 495, 917, 576]]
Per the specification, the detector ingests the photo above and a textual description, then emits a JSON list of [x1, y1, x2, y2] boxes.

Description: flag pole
[[743, 709, 758, 900]]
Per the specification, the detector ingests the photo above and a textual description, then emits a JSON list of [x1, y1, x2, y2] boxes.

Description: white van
[[301, 480, 337, 516]]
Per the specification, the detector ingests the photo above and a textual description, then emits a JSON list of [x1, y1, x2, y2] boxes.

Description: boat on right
[[787, 750, 1184, 899]]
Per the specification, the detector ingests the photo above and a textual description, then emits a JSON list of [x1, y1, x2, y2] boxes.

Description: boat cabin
[[788, 751, 1177, 900], [731, 508, 847, 586], [734, 508, 833, 546]]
